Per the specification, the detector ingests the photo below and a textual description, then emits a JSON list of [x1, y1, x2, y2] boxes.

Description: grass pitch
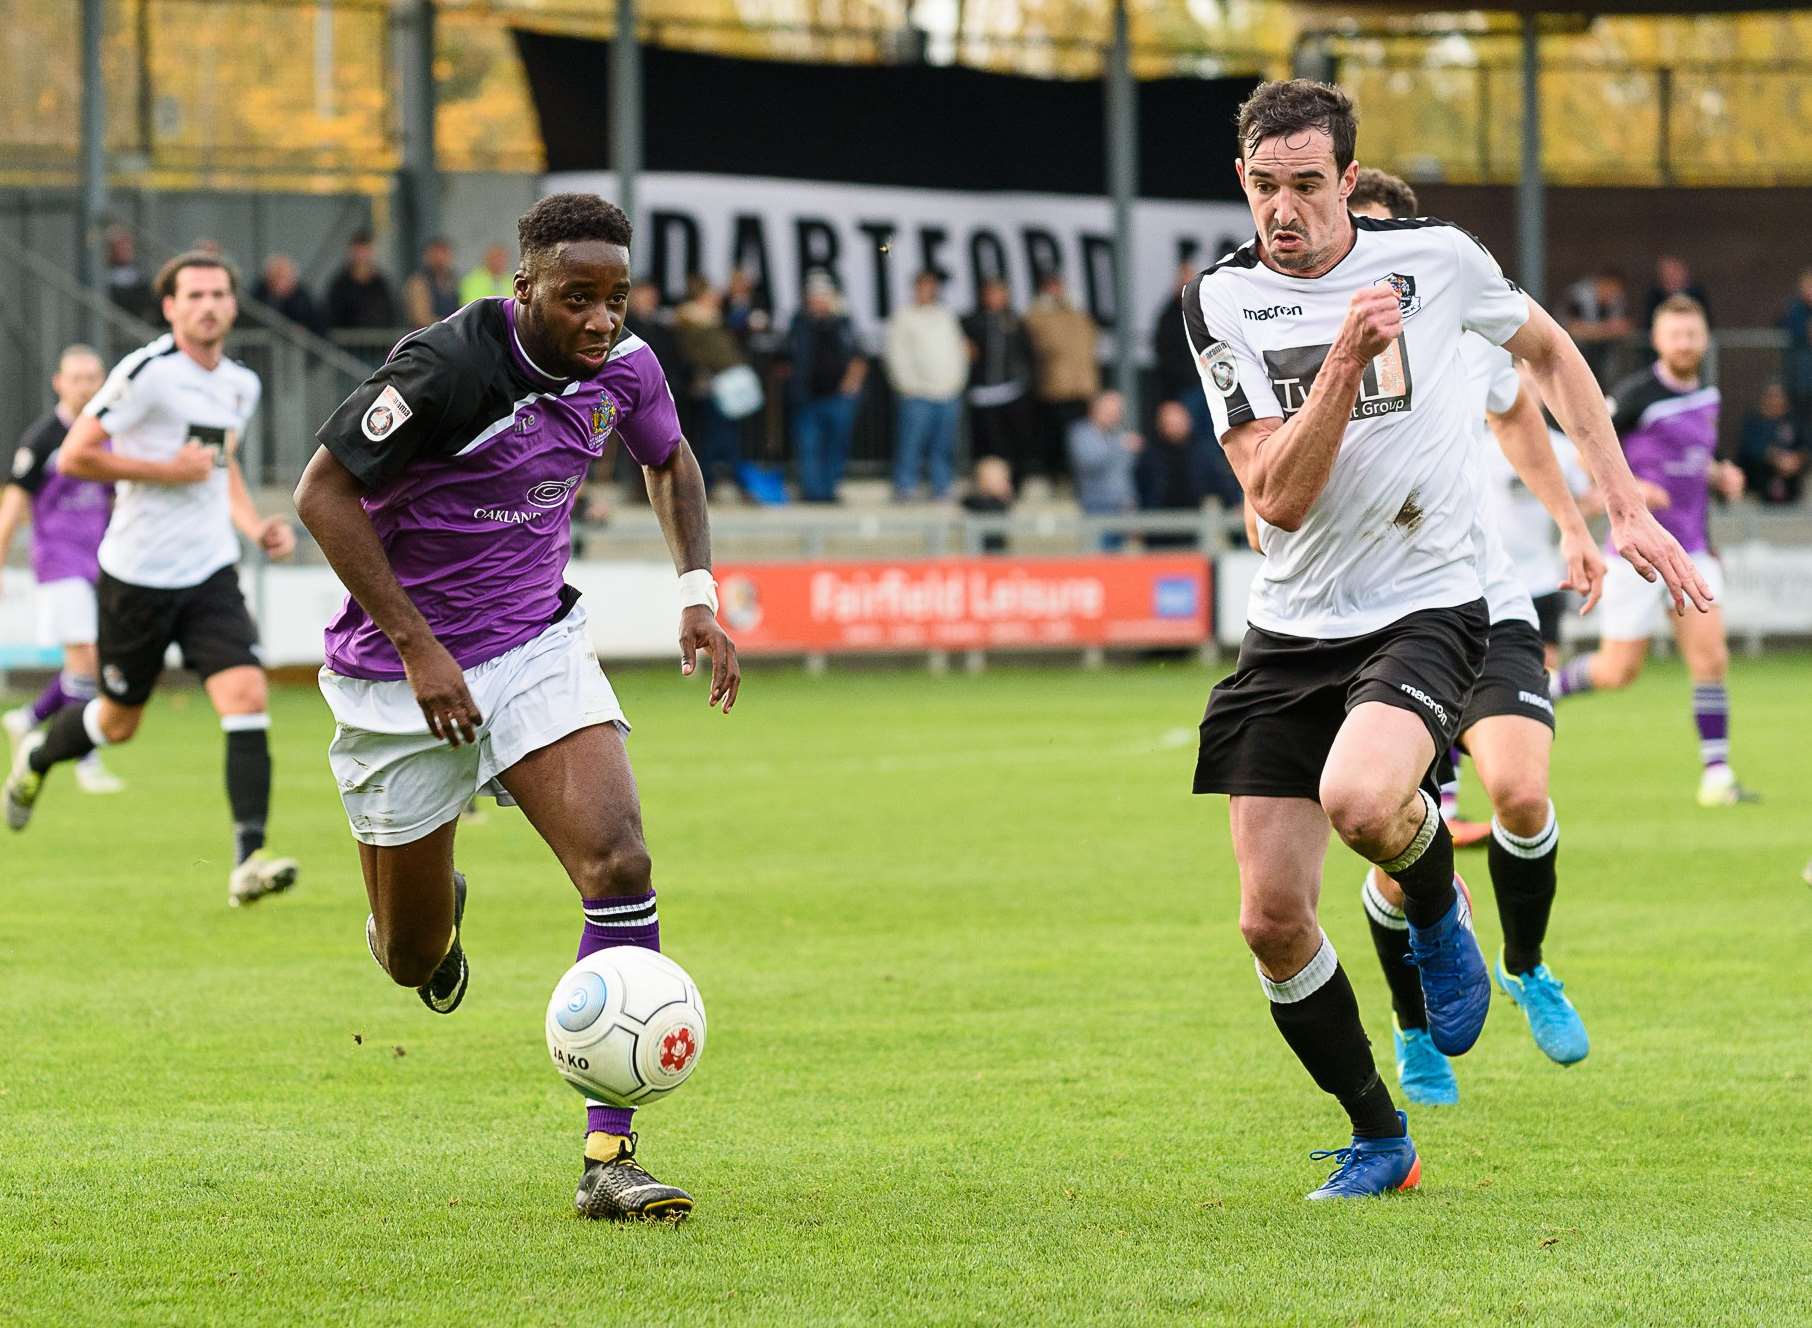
[[2, 652, 1809, 1326]]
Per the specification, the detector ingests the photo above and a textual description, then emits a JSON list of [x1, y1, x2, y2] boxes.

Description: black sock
[[1376, 789, 1457, 928], [1362, 872, 1427, 1030], [29, 701, 98, 775], [224, 724, 272, 865], [1489, 806, 1559, 975], [1262, 934, 1403, 1139]]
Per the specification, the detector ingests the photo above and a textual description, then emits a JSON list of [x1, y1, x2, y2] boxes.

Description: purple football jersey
[[1607, 368, 1719, 555], [9, 409, 111, 585], [316, 298, 682, 679]]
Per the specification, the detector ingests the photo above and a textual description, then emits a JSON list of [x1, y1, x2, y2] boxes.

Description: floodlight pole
[[1107, 0, 1139, 424], [397, 0, 440, 276], [613, 0, 643, 243], [78, 0, 107, 314], [1517, 12, 1545, 303]]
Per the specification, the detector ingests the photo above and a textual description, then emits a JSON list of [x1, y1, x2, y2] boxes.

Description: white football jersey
[[1460, 334, 1539, 630], [1484, 427, 1591, 601], [1183, 216, 1529, 638], [85, 334, 261, 588]]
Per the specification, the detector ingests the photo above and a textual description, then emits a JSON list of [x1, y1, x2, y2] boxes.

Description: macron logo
[[1398, 683, 1449, 726], [1243, 304, 1303, 321]]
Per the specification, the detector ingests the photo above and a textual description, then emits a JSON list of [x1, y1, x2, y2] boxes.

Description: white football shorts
[[319, 606, 628, 846], [1596, 547, 1725, 642], [36, 576, 99, 647]]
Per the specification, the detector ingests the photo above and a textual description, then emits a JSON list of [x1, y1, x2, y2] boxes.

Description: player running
[[1183, 81, 1707, 1200], [294, 193, 739, 1223], [1348, 170, 1602, 1107], [1, 344, 125, 794], [1550, 295, 1754, 806], [5, 255, 301, 907]]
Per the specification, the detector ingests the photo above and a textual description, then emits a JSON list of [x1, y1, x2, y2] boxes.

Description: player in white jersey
[[1348, 171, 1603, 1108], [1180, 82, 1708, 1199], [4, 252, 302, 906], [1484, 426, 1594, 669]]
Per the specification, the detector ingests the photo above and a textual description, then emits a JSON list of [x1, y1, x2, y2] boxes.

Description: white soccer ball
[[546, 947, 706, 1107]]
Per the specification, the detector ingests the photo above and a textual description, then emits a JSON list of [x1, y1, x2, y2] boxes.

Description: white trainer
[[74, 752, 125, 795], [228, 850, 300, 907]]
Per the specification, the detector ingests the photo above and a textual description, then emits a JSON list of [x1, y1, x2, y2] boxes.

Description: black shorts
[[1531, 591, 1566, 648], [1193, 599, 1488, 801], [97, 565, 262, 707], [1458, 618, 1555, 735]]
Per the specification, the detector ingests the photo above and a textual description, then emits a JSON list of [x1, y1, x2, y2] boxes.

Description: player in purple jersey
[[295, 194, 740, 1223], [0, 345, 124, 793], [1550, 295, 1754, 806]]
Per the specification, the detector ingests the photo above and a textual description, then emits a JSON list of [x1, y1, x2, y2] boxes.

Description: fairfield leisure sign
[[713, 556, 1210, 653]]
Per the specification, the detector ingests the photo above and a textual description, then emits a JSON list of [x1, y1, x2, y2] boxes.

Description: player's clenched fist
[[1334, 286, 1403, 364]]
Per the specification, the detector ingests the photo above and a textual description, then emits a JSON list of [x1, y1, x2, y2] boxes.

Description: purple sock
[[29, 676, 71, 725], [579, 890, 660, 1137], [1692, 682, 1729, 768], [1553, 654, 1595, 698]]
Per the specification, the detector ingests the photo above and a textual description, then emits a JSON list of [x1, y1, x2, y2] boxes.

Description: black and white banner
[[545, 170, 1253, 352]]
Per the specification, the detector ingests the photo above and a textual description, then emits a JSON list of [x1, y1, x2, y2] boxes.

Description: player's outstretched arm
[[0, 484, 28, 596], [57, 413, 213, 486], [642, 438, 740, 713], [1220, 286, 1400, 531], [1506, 298, 1712, 615], [226, 456, 295, 560], [293, 445, 482, 746], [1488, 373, 1606, 613]]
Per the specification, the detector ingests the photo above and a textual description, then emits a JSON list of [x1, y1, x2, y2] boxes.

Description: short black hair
[[154, 251, 239, 299], [518, 193, 632, 280], [1235, 79, 1358, 174], [1349, 167, 1418, 218]]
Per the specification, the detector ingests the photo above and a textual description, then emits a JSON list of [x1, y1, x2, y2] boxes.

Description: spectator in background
[[628, 280, 685, 379], [1152, 261, 1199, 403], [1068, 390, 1140, 548], [1738, 382, 1806, 506], [103, 226, 158, 325], [325, 229, 401, 333], [1022, 272, 1100, 483], [1645, 254, 1712, 327], [785, 269, 866, 503], [1137, 399, 1220, 548], [1563, 267, 1635, 386], [724, 267, 772, 343], [249, 253, 327, 337], [885, 270, 968, 501], [1781, 267, 1812, 439], [959, 455, 1014, 553], [963, 278, 1035, 480], [402, 236, 461, 327], [673, 276, 754, 496], [459, 242, 514, 305]]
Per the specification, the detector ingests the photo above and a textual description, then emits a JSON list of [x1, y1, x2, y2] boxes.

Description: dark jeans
[[970, 395, 1035, 481], [893, 396, 961, 498], [794, 393, 859, 501], [694, 398, 743, 494]]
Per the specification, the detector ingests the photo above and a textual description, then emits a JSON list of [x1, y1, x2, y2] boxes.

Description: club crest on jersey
[[1376, 272, 1422, 319], [360, 384, 413, 442], [1198, 340, 1239, 396], [587, 396, 619, 452]]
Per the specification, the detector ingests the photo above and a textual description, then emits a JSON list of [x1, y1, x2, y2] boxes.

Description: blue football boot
[[1495, 951, 1589, 1066], [1393, 1020, 1459, 1106], [1305, 1112, 1422, 1200], [1407, 876, 1490, 1056]]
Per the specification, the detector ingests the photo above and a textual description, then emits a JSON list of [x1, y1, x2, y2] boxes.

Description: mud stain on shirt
[[1391, 490, 1425, 534]]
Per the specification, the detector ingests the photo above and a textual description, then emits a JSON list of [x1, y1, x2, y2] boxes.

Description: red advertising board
[[713, 555, 1210, 653]]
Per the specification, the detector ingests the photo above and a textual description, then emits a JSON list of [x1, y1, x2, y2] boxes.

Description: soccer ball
[[546, 947, 706, 1106]]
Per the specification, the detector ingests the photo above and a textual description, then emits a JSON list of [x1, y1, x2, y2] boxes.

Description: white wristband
[[677, 568, 719, 615]]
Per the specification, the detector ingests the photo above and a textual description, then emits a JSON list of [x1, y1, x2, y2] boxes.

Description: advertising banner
[[713, 556, 1211, 654]]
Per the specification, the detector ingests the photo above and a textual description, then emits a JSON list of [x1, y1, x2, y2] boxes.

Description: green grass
[[2, 653, 1809, 1326]]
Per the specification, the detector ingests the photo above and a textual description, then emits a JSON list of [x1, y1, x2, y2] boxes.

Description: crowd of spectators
[[94, 219, 1812, 520]]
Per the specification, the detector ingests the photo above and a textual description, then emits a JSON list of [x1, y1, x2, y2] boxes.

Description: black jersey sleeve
[[8, 416, 63, 496], [315, 337, 472, 490], [1604, 371, 1655, 439]]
